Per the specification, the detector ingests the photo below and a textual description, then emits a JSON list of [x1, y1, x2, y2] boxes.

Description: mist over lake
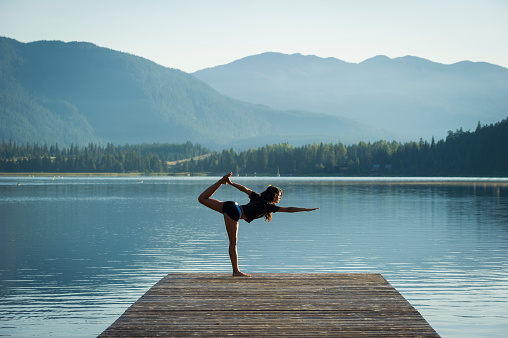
[[1, 176, 507, 337]]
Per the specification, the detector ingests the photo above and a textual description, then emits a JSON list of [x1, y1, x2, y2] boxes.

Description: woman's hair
[[260, 185, 282, 222]]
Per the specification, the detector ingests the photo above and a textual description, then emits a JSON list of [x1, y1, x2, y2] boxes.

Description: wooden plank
[[99, 273, 439, 337]]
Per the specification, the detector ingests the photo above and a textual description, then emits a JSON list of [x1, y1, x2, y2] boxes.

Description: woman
[[198, 172, 318, 277]]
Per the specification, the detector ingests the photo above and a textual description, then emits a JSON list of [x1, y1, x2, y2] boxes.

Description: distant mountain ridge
[[0, 37, 395, 149], [193, 52, 508, 140]]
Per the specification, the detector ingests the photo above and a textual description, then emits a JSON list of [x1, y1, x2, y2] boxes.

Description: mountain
[[0, 37, 395, 149], [193, 52, 508, 140]]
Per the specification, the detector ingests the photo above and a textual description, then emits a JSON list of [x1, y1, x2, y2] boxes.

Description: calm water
[[1, 176, 507, 337]]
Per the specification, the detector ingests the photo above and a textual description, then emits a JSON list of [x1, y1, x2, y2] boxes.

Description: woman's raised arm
[[224, 172, 252, 196]]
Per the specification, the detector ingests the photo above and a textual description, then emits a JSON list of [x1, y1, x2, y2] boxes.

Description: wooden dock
[[99, 273, 439, 337]]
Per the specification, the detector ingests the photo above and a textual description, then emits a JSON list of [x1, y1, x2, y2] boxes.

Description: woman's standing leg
[[224, 214, 250, 277]]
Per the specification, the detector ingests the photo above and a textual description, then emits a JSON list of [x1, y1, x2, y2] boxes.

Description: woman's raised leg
[[198, 173, 231, 213]]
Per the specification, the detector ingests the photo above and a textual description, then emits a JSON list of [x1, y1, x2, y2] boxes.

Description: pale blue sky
[[1, 0, 507, 72]]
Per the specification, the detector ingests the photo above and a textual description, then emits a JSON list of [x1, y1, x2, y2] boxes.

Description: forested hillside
[[178, 118, 508, 177], [0, 141, 209, 173], [1, 118, 506, 176], [0, 37, 392, 149], [193, 52, 508, 141]]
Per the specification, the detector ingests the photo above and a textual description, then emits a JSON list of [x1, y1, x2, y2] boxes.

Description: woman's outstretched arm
[[277, 207, 319, 213]]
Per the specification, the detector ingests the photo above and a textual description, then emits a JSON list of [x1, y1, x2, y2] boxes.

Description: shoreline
[[1, 173, 507, 186], [0, 172, 206, 177]]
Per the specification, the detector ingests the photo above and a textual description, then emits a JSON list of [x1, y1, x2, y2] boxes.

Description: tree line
[[0, 141, 209, 173], [176, 119, 508, 177], [1, 118, 507, 176]]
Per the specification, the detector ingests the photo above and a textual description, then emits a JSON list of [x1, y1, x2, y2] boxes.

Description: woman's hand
[[222, 172, 233, 184]]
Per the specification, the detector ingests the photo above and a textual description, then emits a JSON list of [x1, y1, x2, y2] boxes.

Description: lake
[[1, 176, 507, 337]]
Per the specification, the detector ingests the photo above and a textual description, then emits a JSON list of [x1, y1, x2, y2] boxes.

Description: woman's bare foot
[[221, 172, 232, 184], [232, 271, 250, 277]]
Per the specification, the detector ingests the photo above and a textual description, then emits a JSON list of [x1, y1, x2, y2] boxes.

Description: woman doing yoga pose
[[198, 172, 318, 277]]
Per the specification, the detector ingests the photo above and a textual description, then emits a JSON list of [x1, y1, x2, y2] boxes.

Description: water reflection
[[0, 177, 507, 337]]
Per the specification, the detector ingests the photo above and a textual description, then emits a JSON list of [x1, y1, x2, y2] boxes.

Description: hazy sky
[[1, 0, 507, 73]]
